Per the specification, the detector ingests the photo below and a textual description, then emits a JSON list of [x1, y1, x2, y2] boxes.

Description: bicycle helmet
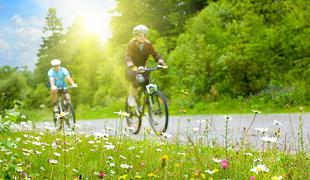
[[50, 59, 61, 66], [133, 25, 149, 35]]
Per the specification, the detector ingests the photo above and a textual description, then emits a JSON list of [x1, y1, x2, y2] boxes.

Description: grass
[[1, 109, 310, 179], [1, 129, 309, 179]]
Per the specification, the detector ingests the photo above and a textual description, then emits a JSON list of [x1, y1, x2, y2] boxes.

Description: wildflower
[[221, 159, 228, 169], [114, 111, 129, 117], [104, 144, 115, 150], [73, 169, 78, 173], [245, 153, 253, 157], [250, 176, 256, 180], [205, 169, 219, 175], [40, 166, 45, 171], [253, 158, 262, 163], [148, 173, 155, 177], [273, 120, 282, 126], [34, 150, 41, 155], [161, 155, 169, 168], [99, 171, 105, 179], [107, 156, 114, 160], [120, 155, 126, 160], [16, 166, 23, 173], [88, 140, 95, 144], [161, 155, 169, 161], [134, 175, 142, 179], [250, 164, 269, 174], [205, 170, 214, 175], [254, 128, 269, 133], [212, 158, 222, 163], [201, 173, 206, 179], [54, 152, 61, 157], [161, 132, 172, 138], [120, 164, 133, 169], [251, 110, 262, 114], [118, 174, 128, 180], [177, 152, 186, 156], [261, 136, 277, 143], [48, 159, 58, 164], [156, 148, 162, 152], [271, 176, 282, 180], [225, 115, 232, 120], [109, 163, 115, 167]]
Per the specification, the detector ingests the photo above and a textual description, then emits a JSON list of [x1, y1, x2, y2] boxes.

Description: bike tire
[[125, 96, 142, 134], [148, 90, 169, 133], [53, 106, 62, 130], [65, 103, 76, 130]]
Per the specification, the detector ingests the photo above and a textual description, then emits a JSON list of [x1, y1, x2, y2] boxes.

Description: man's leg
[[51, 89, 58, 112]]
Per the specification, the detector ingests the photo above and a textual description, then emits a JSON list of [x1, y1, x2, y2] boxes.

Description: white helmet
[[50, 59, 61, 66], [133, 25, 149, 35]]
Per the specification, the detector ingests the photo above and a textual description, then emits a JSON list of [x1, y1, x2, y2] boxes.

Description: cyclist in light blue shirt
[[48, 59, 77, 112]]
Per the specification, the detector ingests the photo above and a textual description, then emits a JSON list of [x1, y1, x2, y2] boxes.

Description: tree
[[34, 8, 65, 86]]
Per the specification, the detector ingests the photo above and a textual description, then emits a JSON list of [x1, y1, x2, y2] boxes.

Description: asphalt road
[[35, 113, 310, 152]]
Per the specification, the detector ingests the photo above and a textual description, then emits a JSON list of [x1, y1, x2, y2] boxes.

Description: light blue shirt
[[47, 67, 70, 88]]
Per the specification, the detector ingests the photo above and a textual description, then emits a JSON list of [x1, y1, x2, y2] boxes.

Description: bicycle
[[125, 65, 169, 134], [53, 87, 76, 130]]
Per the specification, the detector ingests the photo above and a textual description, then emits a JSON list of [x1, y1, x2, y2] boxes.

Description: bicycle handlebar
[[137, 65, 168, 73], [56, 86, 77, 90]]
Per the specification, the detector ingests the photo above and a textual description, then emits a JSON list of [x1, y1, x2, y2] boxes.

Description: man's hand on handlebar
[[158, 59, 168, 69], [51, 85, 57, 91], [136, 66, 146, 73], [72, 83, 78, 88]]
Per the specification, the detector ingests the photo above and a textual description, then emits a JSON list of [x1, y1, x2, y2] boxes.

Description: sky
[[0, 0, 116, 70]]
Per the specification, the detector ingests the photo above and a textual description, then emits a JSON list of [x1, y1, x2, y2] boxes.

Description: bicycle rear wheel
[[148, 90, 168, 133], [125, 94, 144, 134], [53, 105, 63, 130], [65, 103, 76, 130]]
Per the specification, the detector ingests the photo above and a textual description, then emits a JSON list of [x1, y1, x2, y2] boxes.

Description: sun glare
[[79, 12, 111, 42]]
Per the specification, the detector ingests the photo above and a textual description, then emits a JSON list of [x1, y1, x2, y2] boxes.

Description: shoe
[[53, 105, 59, 113], [127, 96, 137, 107]]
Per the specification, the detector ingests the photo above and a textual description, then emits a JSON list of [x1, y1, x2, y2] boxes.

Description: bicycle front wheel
[[148, 91, 168, 134], [65, 103, 76, 130]]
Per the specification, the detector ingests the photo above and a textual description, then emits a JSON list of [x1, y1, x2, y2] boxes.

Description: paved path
[[35, 113, 310, 151]]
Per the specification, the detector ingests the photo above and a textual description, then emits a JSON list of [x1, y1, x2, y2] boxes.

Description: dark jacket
[[126, 38, 161, 68]]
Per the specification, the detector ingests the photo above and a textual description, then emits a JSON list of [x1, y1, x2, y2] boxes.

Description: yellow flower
[[161, 155, 169, 161], [201, 173, 206, 179], [134, 175, 142, 179], [209, 178, 214, 180], [156, 132, 161, 136], [147, 173, 155, 177], [175, 163, 180, 167], [118, 174, 128, 180], [213, 169, 219, 173], [271, 176, 282, 180]]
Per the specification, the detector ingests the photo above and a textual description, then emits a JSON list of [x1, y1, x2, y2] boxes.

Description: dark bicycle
[[53, 87, 76, 130], [125, 65, 169, 134]]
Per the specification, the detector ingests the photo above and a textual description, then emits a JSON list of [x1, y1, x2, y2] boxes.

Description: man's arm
[[49, 77, 58, 91], [126, 43, 138, 71]]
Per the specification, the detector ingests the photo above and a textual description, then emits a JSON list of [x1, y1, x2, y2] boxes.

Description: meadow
[[1, 112, 309, 179]]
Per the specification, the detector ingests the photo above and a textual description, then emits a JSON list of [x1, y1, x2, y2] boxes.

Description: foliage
[[2, 0, 310, 113], [0, 130, 309, 179]]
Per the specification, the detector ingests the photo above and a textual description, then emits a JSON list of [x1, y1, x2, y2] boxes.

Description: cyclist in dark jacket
[[125, 25, 166, 106]]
